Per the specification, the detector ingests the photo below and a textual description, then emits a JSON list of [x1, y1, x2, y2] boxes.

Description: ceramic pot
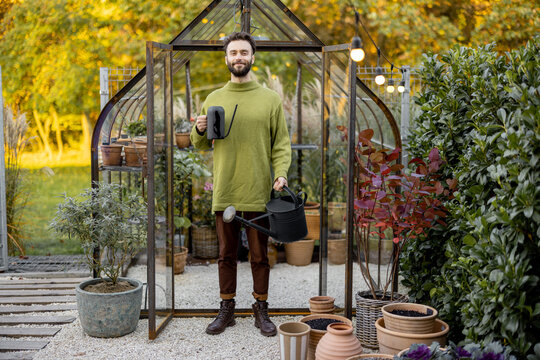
[[76, 277, 142, 338], [328, 238, 346, 265], [285, 239, 314, 266], [355, 291, 408, 349], [124, 145, 146, 167], [173, 246, 188, 275], [300, 314, 352, 360], [315, 322, 363, 360], [375, 318, 449, 355], [175, 132, 191, 149], [278, 322, 310, 360], [101, 144, 123, 166], [309, 296, 335, 314], [304, 211, 320, 240], [328, 202, 346, 232], [381, 303, 438, 334]]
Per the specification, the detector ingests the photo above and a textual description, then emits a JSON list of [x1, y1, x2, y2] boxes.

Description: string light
[[398, 80, 405, 93], [374, 49, 385, 85], [387, 79, 395, 93], [350, 11, 365, 62]]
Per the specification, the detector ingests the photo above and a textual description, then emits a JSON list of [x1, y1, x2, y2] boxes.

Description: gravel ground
[[4, 261, 397, 359]]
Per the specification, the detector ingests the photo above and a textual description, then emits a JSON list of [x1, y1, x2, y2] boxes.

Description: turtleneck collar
[[224, 80, 261, 92]]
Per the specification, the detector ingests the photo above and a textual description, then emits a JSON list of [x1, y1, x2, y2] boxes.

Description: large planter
[[76, 277, 143, 338], [175, 132, 191, 149], [375, 317, 449, 355], [355, 291, 408, 349], [278, 322, 310, 360], [300, 313, 352, 360], [381, 302, 438, 334], [101, 144, 123, 166], [328, 238, 346, 265], [192, 225, 218, 259], [285, 239, 315, 266], [315, 322, 363, 360], [173, 246, 188, 274], [304, 210, 320, 240]]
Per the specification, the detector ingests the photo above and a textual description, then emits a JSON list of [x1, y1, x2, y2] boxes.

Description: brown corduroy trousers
[[215, 211, 270, 301]]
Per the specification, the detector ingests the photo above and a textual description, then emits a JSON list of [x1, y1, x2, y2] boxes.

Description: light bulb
[[375, 67, 385, 85], [398, 80, 405, 93], [350, 36, 365, 62]]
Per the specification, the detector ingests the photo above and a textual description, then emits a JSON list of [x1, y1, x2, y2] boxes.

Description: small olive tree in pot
[[50, 182, 147, 337]]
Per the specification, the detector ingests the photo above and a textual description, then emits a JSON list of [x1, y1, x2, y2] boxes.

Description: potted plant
[[175, 117, 192, 149], [124, 119, 147, 166], [336, 127, 456, 348], [50, 182, 147, 337], [192, 181, 219, 259], [396, 341, 516, 360], [381, 302, 438, 334]]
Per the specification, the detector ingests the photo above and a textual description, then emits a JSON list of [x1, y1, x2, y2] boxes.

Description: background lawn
[[22, 166, 90, 255]]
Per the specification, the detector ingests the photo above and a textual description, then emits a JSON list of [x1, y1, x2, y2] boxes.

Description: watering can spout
[[223, 206, 277, 239]]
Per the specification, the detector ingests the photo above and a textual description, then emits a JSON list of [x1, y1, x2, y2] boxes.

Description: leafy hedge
[[400, 37, 540, 357]]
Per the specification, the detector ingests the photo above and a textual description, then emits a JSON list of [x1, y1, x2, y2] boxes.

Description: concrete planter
[[76, 277, 143, 338]]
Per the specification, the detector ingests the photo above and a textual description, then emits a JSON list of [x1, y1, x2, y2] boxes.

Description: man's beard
[[227, 59, 252, 77]]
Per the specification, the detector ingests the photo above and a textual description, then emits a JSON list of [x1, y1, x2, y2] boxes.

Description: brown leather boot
[[206, 300, 235, 335], [252, 301, 277, 336]]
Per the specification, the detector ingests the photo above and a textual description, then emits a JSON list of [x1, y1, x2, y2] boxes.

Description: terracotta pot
[[278, 322, 310, 360], [124, 145, 147, 167], [174, 246, 188, 275], [375, 318, 449, 355], [315, 322, 363, 360], [328, 238, 346, 265], [101, 144, 123, 166], [304, 202, 320, 210], [381, 303, 438, 334], [285, 239, 314, 266], [328, 202, 346, 232], [309, 296, 335, 314], [345, 355, 393, 360], [305, 211, 320, 240], [300, 314, 352, 360], [175, 132, 191, 149], [355, 291, 408, 349]]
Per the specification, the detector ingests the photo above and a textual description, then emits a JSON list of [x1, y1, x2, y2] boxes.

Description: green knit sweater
[[190, 80, 291, 212]]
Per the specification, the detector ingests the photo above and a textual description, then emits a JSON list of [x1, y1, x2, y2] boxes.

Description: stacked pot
[[375, 303, 449, 355]]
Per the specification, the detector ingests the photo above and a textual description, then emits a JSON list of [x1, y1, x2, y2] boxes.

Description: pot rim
[[374, 317, 449, 338], [277, 321, 311, 336], [309, 296, 335, 304], [299, 314, 353, 334], [381, 302, 438, 320], [326, 322, 354, 335], [76, 277, 143, 296]]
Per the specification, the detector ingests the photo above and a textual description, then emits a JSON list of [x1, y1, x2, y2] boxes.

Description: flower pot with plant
[[336, 128, 456, 348], [396, 341, 516, 360], [175, 117, 192, 149], [50, 182, 147, 338]]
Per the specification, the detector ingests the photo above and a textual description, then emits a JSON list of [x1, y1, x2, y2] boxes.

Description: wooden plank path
[[0, 277, 87, 358]]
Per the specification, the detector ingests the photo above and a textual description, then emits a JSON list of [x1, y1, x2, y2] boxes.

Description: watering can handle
[[282, 186, 305, 208]]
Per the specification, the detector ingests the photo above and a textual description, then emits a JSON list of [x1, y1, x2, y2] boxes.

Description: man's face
[[225, 40, 254, 77]]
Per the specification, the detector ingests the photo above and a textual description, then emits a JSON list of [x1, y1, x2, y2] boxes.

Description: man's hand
[[273, 177, 287, 191], [196, 115, 207, 133]]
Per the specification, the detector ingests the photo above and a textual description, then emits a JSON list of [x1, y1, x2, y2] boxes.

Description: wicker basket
[[355, 290, 408, 349], [192, 226, 218, 259]]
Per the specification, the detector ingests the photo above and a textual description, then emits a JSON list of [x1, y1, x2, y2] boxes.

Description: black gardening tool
[[223, 186, 308, 243]]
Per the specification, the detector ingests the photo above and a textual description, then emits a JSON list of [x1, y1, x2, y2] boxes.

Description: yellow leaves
[[202, 18, 208, 24], [438, 29, 445, 35]]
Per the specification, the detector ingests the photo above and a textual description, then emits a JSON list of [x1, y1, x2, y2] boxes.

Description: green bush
[[401, 37, 540, 357]]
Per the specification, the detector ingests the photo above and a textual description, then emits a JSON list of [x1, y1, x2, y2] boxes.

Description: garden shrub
[[400, 37, 540, 357]]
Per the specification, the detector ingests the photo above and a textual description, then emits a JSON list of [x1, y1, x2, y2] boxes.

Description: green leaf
[[463, 234, 477, 246]]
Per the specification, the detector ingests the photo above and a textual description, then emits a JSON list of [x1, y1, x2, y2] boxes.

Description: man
[[190, 32, 291, 337]]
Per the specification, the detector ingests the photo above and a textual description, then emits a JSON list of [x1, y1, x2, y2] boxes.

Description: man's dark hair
[[223, 32, 256, 54]]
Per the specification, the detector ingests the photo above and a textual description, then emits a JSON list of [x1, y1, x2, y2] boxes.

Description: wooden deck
[[0, 277, 87, 359]]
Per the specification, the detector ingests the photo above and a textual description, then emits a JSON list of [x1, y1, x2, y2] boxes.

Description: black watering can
[[207, 105, 238, 140], [223, 186, 308, 243]]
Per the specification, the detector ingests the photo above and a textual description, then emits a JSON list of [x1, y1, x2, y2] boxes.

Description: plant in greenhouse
[[125, 119, 147, 138], [397, 342, 516, 360], [339, 127, 456, 299]]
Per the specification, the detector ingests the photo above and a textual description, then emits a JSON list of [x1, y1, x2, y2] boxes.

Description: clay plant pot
[[328, 201, 346, 232], [345, 355, 394, 360], [175, 132, 191, 149], [101, 144, 123, 166], [285, 239, 314, 266], [315, 322, 363, 360], [300, 314, 352, 360], [278, 321, 310, 360], [328, 238, 346, 265], [173, 246, 188, 275], [124, 145, 147, 167], [381, 303, 438, 334], [309, 296, 335, 314], [375, 318, 449, 355], [304, 210, 320, 240]]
